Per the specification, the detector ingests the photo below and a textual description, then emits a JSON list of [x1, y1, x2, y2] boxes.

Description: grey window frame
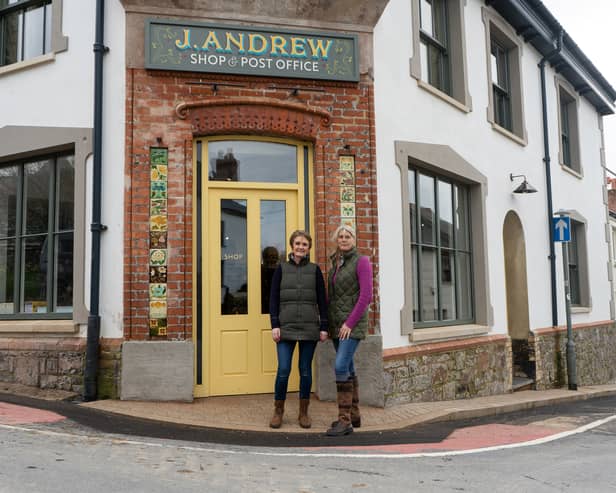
[[408, 166, 474, 328], [0, 152, 73, 319], [395, 141, 492, 342], [418, 0, 450, 95], [556, 78, 582, 176], [491, 40, 512, 131], [410, 0, 472, 112], [0, 0, 66, 74], [482, 7, 527, 145]]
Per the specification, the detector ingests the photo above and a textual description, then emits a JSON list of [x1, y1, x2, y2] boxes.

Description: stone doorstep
[[0, 382, 79, 401]]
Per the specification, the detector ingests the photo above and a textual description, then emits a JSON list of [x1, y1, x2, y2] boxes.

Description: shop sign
[[145, 19, 359, 82]]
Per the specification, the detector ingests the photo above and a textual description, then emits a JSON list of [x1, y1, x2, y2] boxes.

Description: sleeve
[[269, 265, 283, 329], [344, 256, 373, 329], [315, 266, 328, 331]]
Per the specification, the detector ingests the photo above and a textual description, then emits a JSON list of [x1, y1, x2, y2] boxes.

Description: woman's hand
[[339, 323, 352, 340], [272, 328, 281, 342], [319, 330, 329, 342]]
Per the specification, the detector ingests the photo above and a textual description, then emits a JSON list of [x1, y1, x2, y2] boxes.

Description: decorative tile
[[150, 198, 167, 216], [150, 249, 168, 266], [339, 170, 355, 186], [339, 156, 355, 171], [150, 164, 168, 181], [341, 202, 356, 218], [149, 300, 167, 319], [150, 266, 168, 283], [150, 231, 168, 249], [150, 215, 168, 231], [150, 181, 168, 199], [149, 283, 167, 299], [150, 148, 168, 165], [342, 218, 356, 229], [340, 186, 355, 203], [149, 318, 168, 337]]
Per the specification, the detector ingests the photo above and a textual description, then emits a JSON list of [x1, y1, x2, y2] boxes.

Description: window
[[556, 80, 581, 174], [491, 40, 511, 131], [419, 0, 449, 94], [562, 216, 590, 309], [410, 0, 471, 110], [0, 0, 51, 66], [408, 168, 473, 326], [483, 8, 527, 144], [0, 153, 74, 316]]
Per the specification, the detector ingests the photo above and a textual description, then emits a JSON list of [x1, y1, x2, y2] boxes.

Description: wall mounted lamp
[[510, 173, 538, 194]]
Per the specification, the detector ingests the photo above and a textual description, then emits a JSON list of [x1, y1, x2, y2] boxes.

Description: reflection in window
[[208, 140, 297, 183], [491, 39, 512, 131], [0, 153, 74, 315], [260, 200, 286, 314], [220, 199, 248, 315], [419, 0, 450, 94], [0, 0, 52, 67], [409, 168, 472, 326]]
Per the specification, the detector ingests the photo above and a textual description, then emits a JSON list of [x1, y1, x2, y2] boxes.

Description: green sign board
[[145, 19, 359, 82]]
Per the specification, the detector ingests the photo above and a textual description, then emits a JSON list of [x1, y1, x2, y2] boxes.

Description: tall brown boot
[[326, 380, 353, 436], [269, 400, 285, 429], [298, 398, 312, 429], [350, 375, 361, 428]]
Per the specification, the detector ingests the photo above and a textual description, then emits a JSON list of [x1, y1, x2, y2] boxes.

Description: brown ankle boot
[[350, 375, 361, 428], [269, 400, 285, 429], [326, 380, 354, 436], [298, 398, 312, 429]]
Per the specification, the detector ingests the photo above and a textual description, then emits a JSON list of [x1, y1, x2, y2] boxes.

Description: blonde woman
[[326, 225, 372, 436]]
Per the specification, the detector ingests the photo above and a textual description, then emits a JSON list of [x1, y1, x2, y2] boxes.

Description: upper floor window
[[0, 0, 52, 67], [410, 0, 472, 110], [419, 0, 450, 95], [0, 153, 74, 317], [483, 8, 527, 144], [408, 168, 473, 326], [556, 80, 582, 175]]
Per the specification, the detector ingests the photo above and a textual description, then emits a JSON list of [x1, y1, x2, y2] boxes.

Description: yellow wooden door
[[206, 188, 300, 395]]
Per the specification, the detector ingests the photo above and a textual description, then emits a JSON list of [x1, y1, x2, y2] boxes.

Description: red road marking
[[0, 402, 66, 425], [307, 423, 559, 453]]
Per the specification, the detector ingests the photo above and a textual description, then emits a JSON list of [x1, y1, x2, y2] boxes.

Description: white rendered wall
[[0, 0, 126, 339], [374, 0, 611, 349]]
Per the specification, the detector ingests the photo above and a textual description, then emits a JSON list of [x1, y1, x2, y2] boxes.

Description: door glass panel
[[440, 249, 456, 320], [22, 234, 47, 313], [56, 155, 75, 231], [421, 246, 438, 322], [260, 200, 286, 314], [54, 232, 73, 312], [0, 165, 18, 239], [419, 173, 435, 245], [438, 180, 453, 248], [220, 199, 248, 315], [208, 141, 297, 183]]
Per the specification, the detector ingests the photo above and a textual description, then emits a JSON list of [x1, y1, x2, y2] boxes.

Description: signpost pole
[[559, 214, 578, 390]]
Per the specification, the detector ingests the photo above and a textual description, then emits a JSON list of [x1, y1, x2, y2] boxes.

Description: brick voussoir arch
[[175, 97, 332, 139]]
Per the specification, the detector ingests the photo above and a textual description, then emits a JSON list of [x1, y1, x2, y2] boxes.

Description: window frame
[[482, 7, 527, 145], [561, 212, 591, 310], [0, 126, 90, 330], [410, 0, 472, 112], [0, 0, 66, 76], [395, 141, 492, 342], [408, 167, 474, 328], [555, 78, 583, 177]]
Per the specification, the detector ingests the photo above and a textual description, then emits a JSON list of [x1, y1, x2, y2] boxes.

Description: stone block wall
[[98, 338, 123, 399], [534, 322, 616, 390], [382, 335, 511, 406], [0, 338, 86, 394]]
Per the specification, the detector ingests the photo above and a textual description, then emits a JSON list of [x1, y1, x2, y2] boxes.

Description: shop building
[[1, 0, 615, 406]]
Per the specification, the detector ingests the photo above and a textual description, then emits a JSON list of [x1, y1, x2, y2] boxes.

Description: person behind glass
[[326, 224, 373, 437], [269, 230, 328, 429]]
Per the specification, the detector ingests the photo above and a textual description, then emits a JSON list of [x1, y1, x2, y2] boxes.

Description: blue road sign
[[553, 216, 571, 242]]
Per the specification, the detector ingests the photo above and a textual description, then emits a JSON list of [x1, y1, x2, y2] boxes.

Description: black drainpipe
[[538, 29, 563, 328], [84, 0, 108, 402]]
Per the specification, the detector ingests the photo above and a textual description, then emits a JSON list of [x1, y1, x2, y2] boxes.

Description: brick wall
[[124, 69, 379, 340]]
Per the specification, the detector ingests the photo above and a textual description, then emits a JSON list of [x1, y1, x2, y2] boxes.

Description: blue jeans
[[333, 338, 360, 382], [275, 340, 318, 400]]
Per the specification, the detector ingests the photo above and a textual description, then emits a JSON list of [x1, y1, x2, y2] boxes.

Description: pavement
[[2, 380, 616, 434]]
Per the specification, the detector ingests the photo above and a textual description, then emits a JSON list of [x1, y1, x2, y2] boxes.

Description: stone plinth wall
[[98, 338, 123, 399], [0, 338, 86, 394], [534, 322, 616, 390], [383, 335, 511, 406]]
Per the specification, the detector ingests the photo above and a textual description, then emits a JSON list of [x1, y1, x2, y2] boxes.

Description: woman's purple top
[[332, 255, 373, 329]]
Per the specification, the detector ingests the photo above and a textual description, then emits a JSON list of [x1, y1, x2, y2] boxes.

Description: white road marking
[[1, 414, 615, 459]]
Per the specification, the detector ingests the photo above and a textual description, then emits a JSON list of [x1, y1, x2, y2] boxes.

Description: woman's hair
[[331, 224, 356, 244], [289, 229, 312, 248]]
